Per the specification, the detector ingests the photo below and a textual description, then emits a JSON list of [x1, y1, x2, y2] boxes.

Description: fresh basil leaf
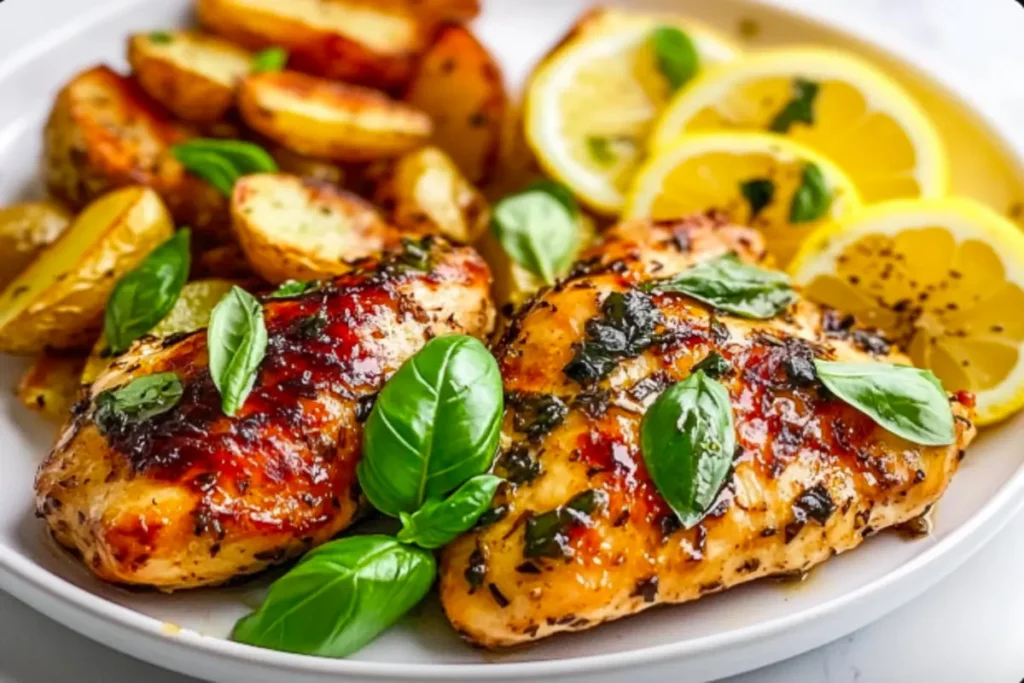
[[740, 178, 774, 220], [769, 78, 819, 133], [172, 148, 238, 195], [642, 253, 795, 319], [149, 31, 173, 44], [232, 535, 434, 657], [104, 229, 191, 354], [251, 46, 289, 73], [525, 178, 579, 216], [640, 370, 734, 528], [814, 360, 955, 446], [789, 163, 832, 223], [396, 474, 502, 549], [358, 335, 503, 517], [268, 280, 314, 299], [586, 136, 616, 166], [208, 286, 267, 416], [172, 139, 278, 196], [650, 26, 699, 91], [492, 186, 578, 285], [94, 372, 183, 433]]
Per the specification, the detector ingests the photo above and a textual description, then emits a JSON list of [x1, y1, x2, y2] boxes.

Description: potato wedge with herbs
[[232, 173, 400, 283], [17, 354, 87, 420], [239, 71, 432, 162], [0, 201, 73, 290], [43, 65, 230, 237], [127, 30, 253, 123], [196, 0, 428, 89], [0, 187, 173, 354], [404, 25, 508, 184], [376, 146, 489, 244]]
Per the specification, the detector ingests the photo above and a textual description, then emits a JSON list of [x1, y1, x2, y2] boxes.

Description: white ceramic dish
[[1, 1, 1023, 682]]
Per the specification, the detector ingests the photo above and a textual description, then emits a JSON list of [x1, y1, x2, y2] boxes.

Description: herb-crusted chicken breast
[[35, 238, 494, 590], [440, 215, 975, 647]]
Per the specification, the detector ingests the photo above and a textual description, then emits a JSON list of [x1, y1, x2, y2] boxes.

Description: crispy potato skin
[[440, 217, 976, 647], [239, 71, 432, 162], [17, 354, 86, 420], [127, 31, 252, 123], [404, 25, 507, 184], [36, 241, 494, 589], [232, 173, 401, 283], [44, 65, 230, 237], [0, 201, 72, 290], [196, 0, 427, 89]]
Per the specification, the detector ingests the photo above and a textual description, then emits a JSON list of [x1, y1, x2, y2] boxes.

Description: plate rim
[[1, 0, 1023, 679]]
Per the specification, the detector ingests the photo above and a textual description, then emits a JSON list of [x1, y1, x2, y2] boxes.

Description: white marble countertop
[[1, 0, 1024, 681]]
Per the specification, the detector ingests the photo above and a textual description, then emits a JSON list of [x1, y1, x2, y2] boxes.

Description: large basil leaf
[[814, 360, 955, 446], [358, 335, 503, 517], [104, 229, 191, 354], [640, 370, 735, 528], [491, 185, 578, 285], [650, 26, 699, 91], [232, 535, 434, 657], [642, 253, 796, 319], [208, 287, 267, 416], [396, 474, 502, 549], [94, 372, 183, 433]]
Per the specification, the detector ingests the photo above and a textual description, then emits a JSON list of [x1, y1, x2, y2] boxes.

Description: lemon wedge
[[626, 132, 860, 266], [525, 8, 739, 214], [790, 198, 1024, 424], [651, 48, 947, 203]]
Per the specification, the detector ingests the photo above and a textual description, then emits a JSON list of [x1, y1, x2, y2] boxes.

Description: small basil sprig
[[491, 183, 579, 285], [104, 229, 191, 354], [208, 286, 267, 416], [358, 335, 503, 517], [640, 370, 734, 528], [94, 372, 183, 433], [232, 536, 435, 657], [396, 474, 502, 549], [642, 253, 796, 318], [769, 78, 819, 133], [650, 26, 699, 91], [814, 360, 954, 446], [251, 47, 289, 73], [740, 178, 774, 220], [268, 280, 314, 299], [789, 163, 832, 223], [171, 139, 277, 196]]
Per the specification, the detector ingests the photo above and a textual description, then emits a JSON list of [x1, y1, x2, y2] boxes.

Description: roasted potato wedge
[[44, 65, 230, 237], [376, 146, 489, 243], [17, 354, 87, 420], [0, 187, 173, 353], [239, 71, 432, 162], [404, 25, 507, 184], [0, 201, 73, 289], [128, 30, 252, 123], [232, 173, 400, 283], [196, 0, 428, 89]]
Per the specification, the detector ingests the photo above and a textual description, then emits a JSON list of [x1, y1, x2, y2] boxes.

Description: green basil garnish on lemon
[[232, 536, 435, 657], [650, 26, 699, 91], [789, 163, 832, 223], [642, 253, 795, 319], [769, 78, 819, 133], [740, 178, 775, 220], [251, 47, 289, 73], [171, 139, 277, 196], [358, 334, 503, 517], [208, 286, 267, 416], [94, 372, 183, 433], [641, 370, 734, 529], [396, 474, 503, 549], [491, 184, 579, 285], [814, 360, 955, 446], [104, 228, 191, 354]]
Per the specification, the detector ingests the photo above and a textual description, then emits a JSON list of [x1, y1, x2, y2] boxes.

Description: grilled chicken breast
[[440, 216, 976, 647], [36, 238, 493, 590]]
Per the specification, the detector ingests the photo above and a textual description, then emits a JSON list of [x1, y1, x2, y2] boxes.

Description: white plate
[[1, 1, 1023, 682]]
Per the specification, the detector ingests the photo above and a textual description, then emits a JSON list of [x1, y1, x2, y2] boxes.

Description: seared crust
[[440, 216, 976, 647], [36, 239, 494, 590]]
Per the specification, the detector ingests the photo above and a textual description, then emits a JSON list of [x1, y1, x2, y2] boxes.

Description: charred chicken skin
[[35, 238, 494, 590], [440, 216, 975, 648]]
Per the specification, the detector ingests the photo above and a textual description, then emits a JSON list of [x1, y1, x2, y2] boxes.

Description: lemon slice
[[651, 48, 947, 203], [790, 198, 1024, 424], [626, 132, 860, 266], [525, 8, 739, 214]]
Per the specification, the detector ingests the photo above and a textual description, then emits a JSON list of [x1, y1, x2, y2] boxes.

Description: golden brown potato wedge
[[17, 354, 87, 420], [404, 25, 507, 184], [128, 30, 253, 123], [0, 201, 73, 290], [43, 65, 230, 237], [376, 146, 488, 244], [239, 70, 432, 162], [196, 0, 428, 89], [232, 173, 400, 283], [0, 187, 173, 354]]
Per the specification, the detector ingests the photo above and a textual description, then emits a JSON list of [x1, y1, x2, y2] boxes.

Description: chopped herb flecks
[[564, 290, 662, 385], [524, 489, 607, 559]]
